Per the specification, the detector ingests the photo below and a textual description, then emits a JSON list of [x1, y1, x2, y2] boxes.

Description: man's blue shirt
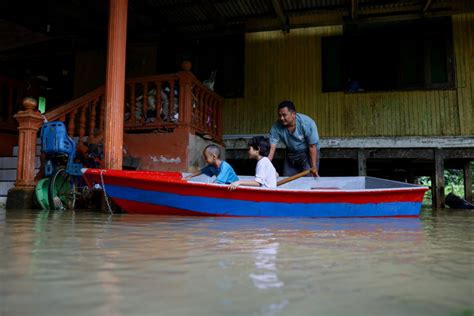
[[201, 161, 239, 184], [269, 113, 320, 152]]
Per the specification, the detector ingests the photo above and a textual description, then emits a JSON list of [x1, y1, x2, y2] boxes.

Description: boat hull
[[82, 169, 428, 217]]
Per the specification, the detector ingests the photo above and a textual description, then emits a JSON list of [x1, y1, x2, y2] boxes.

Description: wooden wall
[[453, 13, 474, 136], [222, 13, 474, 137]]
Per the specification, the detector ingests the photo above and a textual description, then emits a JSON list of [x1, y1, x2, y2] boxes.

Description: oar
[[277, 168, 316, 186]]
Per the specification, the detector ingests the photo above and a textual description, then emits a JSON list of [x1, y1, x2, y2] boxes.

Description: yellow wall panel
[[223, 15, 474, 137], [453, 13, 474, 135]]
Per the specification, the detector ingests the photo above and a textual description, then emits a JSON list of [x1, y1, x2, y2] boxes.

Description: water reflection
[[249, 233, 283, 289], [0, 209, 472, 316]]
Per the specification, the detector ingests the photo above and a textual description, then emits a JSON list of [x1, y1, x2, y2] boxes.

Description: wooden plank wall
[[453, 13, 474, 136], [222, 13, 474, 137]]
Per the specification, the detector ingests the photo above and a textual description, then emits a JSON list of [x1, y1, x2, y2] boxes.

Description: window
[[321, 17, 455, 92]]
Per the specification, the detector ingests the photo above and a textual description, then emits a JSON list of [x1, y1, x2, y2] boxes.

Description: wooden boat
[[81, 169, 428, 217]]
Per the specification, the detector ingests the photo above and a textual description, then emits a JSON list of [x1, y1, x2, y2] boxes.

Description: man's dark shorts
[[283, 149, 320, 176]]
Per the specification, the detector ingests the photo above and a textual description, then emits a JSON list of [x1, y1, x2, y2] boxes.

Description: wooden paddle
[[277, 168, 317, 186]]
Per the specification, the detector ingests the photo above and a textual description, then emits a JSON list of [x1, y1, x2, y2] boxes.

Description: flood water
[[0, 208, 473, 316]]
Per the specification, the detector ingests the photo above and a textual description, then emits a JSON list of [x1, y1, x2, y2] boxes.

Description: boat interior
[[183, 174, 423, 191]]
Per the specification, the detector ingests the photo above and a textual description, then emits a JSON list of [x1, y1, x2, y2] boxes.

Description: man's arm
[[308, 144, 319, 177], [268, 144, 277, 161]]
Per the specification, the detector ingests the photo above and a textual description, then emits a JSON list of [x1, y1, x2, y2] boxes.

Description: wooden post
[[6, 97, 43, 209], [464, 161, 472, 203], [103, 0, 128, 170], [433, 149, 445, 209], [357, 149, 367, 176], [177, 69, 194, 125]]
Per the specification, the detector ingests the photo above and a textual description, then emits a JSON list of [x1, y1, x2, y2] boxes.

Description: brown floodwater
[[0, 208, 473, 316]]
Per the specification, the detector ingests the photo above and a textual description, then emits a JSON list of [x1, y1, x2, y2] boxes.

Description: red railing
[[11, 70, 224, 193], [123, 71, 223, 140], [42, 70, 223, 147]]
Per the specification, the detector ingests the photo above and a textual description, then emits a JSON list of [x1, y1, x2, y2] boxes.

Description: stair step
[[12, 145, 42, 157], [0, 156, 41, 169], [0, 181, 15, 196], [0, 169, 40, 181], [0, 196, 6, 208]]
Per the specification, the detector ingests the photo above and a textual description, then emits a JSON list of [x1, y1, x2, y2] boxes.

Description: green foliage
[[418, 165, 473, 206]]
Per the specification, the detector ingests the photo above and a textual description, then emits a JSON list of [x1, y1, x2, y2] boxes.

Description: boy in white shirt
[[229, 136, 278, 190]]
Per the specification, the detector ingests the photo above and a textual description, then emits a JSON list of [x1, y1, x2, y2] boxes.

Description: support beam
[[423, 0, 433, 13], [433, 149, 445, 209], [271, 0, 288, 27], [103, 0, 128, 170], [464, 161, 472, 203], [357, 149, 367, 176], [351, 0, 359, 19]]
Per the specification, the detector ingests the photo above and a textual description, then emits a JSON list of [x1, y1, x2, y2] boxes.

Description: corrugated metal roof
[[3, 0, 464, 43], [283, 0, 347, 12], [165, 5, 209, 24], [133, 0, 468, 34], [214, 0, 272, 19]]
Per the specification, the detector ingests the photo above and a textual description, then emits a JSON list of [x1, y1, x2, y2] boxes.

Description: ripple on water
[[0, 208, 473, 316]]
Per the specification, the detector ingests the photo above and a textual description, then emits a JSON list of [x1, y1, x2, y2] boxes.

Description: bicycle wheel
[[48, 167, 78, 210]]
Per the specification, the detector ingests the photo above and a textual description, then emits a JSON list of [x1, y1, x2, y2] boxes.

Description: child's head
[[203, 144, 221, 165], [247, 136, 270, 159]]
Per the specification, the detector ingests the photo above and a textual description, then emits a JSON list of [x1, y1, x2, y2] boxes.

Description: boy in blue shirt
[[185, 145, 239, 184]]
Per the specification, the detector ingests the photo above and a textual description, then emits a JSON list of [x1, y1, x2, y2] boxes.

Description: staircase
[[0, 141, 41, 207]]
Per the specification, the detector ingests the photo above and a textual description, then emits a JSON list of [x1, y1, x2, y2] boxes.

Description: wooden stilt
[[430, 174, 436, 207], [357, 149, 367, 176], [434, 149, 445, 209], [464, 161, 472, 203]]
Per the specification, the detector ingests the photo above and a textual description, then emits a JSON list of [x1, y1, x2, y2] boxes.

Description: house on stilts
[[0, 0, 473, 209]]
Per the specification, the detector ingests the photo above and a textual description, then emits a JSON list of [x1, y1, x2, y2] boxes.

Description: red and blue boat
[[82, 169, 428, 217]]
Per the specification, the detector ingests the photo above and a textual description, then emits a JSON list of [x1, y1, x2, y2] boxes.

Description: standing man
[[268, 100, 320, 177]]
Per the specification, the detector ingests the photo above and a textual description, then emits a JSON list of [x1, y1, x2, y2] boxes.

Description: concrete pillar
[[6, 98, 43, 209], [103, 0, 128, 170]]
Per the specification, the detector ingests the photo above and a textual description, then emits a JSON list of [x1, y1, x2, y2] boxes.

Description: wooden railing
[[42, 70, 223, 148], [0, 76, 24, 132], [124, 71, 224, 140], [44, 86, 105, 152], [11, 69, 224, 194]]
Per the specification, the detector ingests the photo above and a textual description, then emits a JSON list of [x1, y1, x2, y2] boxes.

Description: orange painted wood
[[14, 98, 43, 188], [100, 97, 105, 131], [142, 82, 148, 123], [89, 99, 97, 136], [155, 80, 162, 121], [68, 109, 77, 136], [169, 80, 175, 121], [45, 87, 103, 122], [103, 0, 128, 170], [78, 105, 87, 146]]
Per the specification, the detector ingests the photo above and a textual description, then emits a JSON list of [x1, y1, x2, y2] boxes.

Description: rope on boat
[[100, 169, 113, 214]]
